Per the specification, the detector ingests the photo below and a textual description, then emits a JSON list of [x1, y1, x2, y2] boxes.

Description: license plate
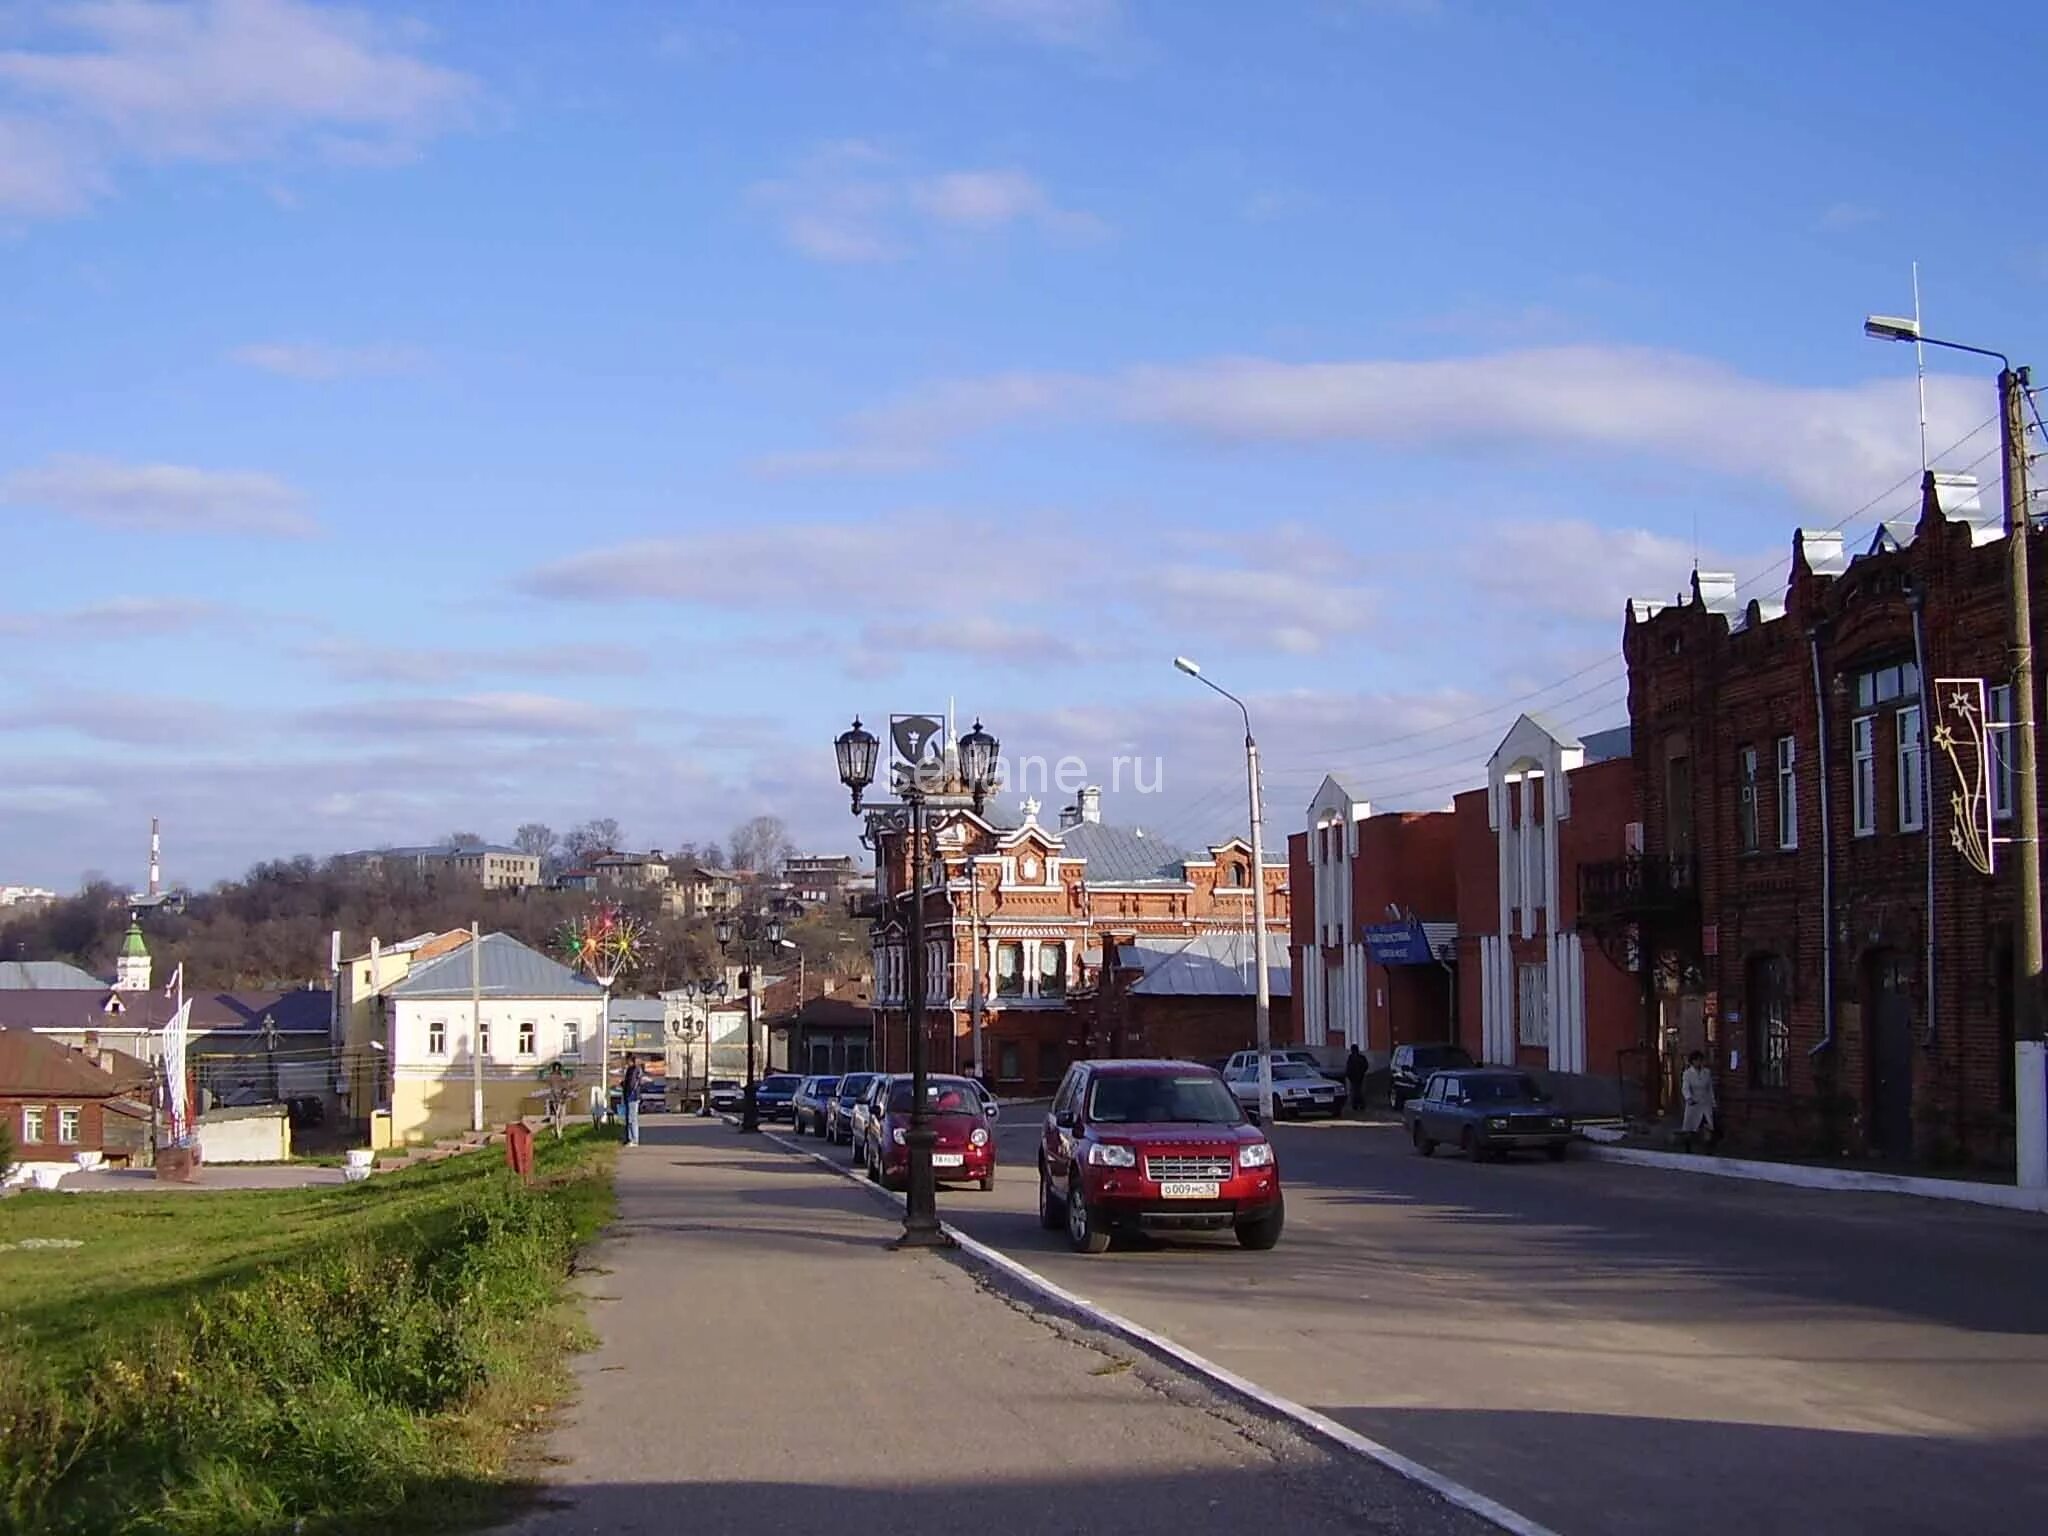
[[1159, 1180, 1220, 1199], [932, 1153, 965, 1168]]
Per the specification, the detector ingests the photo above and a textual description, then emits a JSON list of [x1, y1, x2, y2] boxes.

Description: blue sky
[[2, 0, 2044, 889]]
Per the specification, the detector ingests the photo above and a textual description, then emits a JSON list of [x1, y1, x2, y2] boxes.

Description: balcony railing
[[1578, 854, 1698, 924]]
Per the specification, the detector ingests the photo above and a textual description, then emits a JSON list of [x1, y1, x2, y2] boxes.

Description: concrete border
[[754, 1122, 1561, 1536], [1581, 1142, 2048, 1213]]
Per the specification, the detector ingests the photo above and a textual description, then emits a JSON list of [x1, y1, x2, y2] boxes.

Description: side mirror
[[1246, 1107, 1263, 1126], [1053, 1110, 1075, 1129]]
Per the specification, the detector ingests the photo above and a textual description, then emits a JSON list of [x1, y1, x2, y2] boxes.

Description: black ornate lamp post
[[717, 911, 782, 1133], [835, 713, 1000, 1248]]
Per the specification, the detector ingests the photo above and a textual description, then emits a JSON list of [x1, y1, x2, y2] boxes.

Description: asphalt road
[[890, 1110, 2048, 1536]]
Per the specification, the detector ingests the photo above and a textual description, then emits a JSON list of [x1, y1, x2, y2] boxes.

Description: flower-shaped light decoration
[[556, 903, 647, 985]]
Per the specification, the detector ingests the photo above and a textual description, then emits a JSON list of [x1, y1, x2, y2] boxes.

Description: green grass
[[0, 1127, 617, 1536]]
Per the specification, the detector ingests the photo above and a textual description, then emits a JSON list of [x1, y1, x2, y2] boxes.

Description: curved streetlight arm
[[1175, 657, 1253, 742], [1867, 318, 2011, 372]]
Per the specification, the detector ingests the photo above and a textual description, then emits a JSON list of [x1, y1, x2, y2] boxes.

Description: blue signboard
[[1362, 919, 1434, 966]]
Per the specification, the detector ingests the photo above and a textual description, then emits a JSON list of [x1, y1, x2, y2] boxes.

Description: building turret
[[114, 919, 152, 992]]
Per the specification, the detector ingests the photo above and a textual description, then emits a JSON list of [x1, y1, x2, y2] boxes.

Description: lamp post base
[[891, 1220, 954, 1250], [738, 1087, 761, 1133]]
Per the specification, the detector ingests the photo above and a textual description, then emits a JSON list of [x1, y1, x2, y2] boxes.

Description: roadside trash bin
[[505, 1120, 535, 1181]]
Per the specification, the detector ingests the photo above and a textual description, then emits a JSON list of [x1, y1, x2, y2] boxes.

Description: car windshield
[[1088, 1073, 1243, 1125], [887, 1080, 984, 1116], [709, 1079, 739, 1090], [1270, 1063, 1319, 1080], [1466, 1075, 1543, 1103], [838, 1075, 874, 1097], [811, 1077, 840, 1094], [1419, 1048, 1471, 1067], [762, 1077, 799, 1092]]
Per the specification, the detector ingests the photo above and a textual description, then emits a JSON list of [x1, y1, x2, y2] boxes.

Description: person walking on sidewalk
[[1345, 1046, 1369, 1114], [1680, 1050, 1716, 1153], [620, 1059, 645, 1146]]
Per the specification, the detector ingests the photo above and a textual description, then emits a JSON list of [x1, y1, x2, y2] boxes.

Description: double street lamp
[[835, 713, 1001, 1247], [675, 978, 728, 1116], [716, 911, 782, 1133]]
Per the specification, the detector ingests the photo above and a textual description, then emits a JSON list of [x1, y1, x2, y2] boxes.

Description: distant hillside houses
[[340, 843, 543, 891]]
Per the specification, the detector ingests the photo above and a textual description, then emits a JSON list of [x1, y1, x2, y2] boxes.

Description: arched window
[[1230, 859, 1248, 886]]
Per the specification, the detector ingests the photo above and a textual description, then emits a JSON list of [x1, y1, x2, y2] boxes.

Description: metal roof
[[1054, 820, 1191, 883], [388, 933, 602, 1000], [0, 960, 105, 990], [0, 1025, 143, 1096], [1579, 726, 1632, 763], [1129, 931, 1294, 999]]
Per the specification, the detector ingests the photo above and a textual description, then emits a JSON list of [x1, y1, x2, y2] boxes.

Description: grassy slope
[[0, 1129, 616, 1536]]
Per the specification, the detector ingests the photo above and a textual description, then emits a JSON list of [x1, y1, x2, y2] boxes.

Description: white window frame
[[1896, 704, 1925, 833], [563, 1020, 582, 1059], [428, 1018, 447, 1056], [1776, 735, 1798, 850], [1516, 962, 1551, 1048], [517, 1019, 536, 1057], [1737, 745, 1759, 853], [1851, 715, 1877, 837], [477, 1019, 491, 1056], [22, 1105, 45, 1143], [57, 1106, 80, 1145], [1990, 683, 2015, 821]]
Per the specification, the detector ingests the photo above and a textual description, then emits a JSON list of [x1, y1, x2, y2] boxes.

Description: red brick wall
[[1451, 788, 1495, 1059], [1126, 993, 1299, 1066], [2, 1095, 128, 1159], [1627, 496, 2043, 1163]]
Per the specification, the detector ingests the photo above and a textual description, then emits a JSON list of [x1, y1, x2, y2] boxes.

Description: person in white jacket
[[1680, 1051, 1717, 1153]]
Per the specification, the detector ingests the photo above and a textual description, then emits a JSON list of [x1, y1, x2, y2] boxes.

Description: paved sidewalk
[[501, 1116, 1494, 1536]]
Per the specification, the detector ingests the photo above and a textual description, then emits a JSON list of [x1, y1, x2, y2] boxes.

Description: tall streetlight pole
[[717, 913, 781, 1133], [1174, 658, 1274, 1126], [1866, 315, 2042, 1183], [967, 852, 985, 1082], [837, 714, 1001, 1249]]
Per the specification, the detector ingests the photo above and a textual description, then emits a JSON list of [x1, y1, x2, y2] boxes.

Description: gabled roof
[[1128, 932, 1294, 999], [0, 960, 105, 990], [0, 987, 331, 1033], [0, 1026, 135, 1097], [1579, 726, 1632, 764], [387, 933, 600, 1000]]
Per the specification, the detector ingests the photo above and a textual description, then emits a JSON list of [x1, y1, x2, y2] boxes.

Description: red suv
[[1038, 1059, 1282, 1253]]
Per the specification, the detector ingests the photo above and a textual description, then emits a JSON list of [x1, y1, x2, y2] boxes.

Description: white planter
[[341, 1164, 372, 1182], [345, 1148, 376, 1170], [29, 1166, 67, 1191], [73, 1151, 104, 1171]]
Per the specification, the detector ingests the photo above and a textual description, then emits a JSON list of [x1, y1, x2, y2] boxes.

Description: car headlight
[[891, 1127, 907, 1146], [1487, 1117, 1508, 1130], [969, 1127, 989, 1147], [1551, 1116, 1569, 1129], [1239, 1142, 1275, 1169], [1086, 1142, 1137, 1167]]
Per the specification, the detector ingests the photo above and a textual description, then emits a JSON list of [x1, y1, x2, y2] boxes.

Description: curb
[[1582, 1143, 2048, 1214], [755, 1124, 1559, 1536]]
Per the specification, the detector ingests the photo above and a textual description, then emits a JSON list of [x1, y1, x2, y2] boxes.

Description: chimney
[[82, 1028, 104, 1071], [148, 816, 161, 897], [1059, 803, 1082, 830], [1077, 785, 1102, 824]]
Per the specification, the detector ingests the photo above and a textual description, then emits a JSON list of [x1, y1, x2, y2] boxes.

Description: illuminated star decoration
[[555, 903, 647, 983]]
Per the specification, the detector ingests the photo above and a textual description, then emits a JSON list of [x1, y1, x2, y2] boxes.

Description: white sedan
[[1225, 1060, 1347, 1120]]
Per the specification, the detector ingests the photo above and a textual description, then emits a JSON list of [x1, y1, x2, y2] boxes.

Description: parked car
[[826, 1072, 878, 1144], [1403, 1068, 1573, 1161], [1225, 1059, 1344, 1119], [1223, 1048, 1340, 1082], [1389, 1043, 1475, 1110], [864, 1074, 995, 1192], [849, 1074, 893, 1163], [754, 1074, 803, 1119], [790, 1075, 841, 1136], [706, 1077, 744, 1112], [1039, 1059, 1283, 1254]]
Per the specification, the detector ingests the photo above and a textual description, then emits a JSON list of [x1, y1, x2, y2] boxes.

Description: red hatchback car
[[864, 1074, 996, 1193], [1039, 1059, 1282, 1253]]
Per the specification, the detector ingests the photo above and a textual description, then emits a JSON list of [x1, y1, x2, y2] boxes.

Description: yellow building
[[352, 932, 605, 1147]]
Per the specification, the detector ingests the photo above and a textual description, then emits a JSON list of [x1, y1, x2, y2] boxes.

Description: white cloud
[[931, 0, 1127, 50], [862, 615, 1089, 667], [1817, 202, 1879, 231], [0, 0, 477, 216], [782, 343, 1994, 513], [1462, 519, 1773, 622], [1, 454, 316, 537], [0, 115, 104, 215], [229, 341, 427, 379], [0, 596, 227, 638], [301, 692, 614, 738], [300, 638, 651, 686], [749, 144, 1102, 263]]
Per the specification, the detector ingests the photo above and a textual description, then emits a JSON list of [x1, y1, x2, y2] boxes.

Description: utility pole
[[1246, 731, 1274, 1126], [469, 920, 484, 1133], [2002, 365, 2042, 1040]]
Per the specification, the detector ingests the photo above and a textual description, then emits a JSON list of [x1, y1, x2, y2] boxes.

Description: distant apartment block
[[343, 844, 543, 890]]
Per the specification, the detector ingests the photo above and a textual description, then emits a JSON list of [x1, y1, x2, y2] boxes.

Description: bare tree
[[514, 822, 557, 860], [727, 815, 795, 877], [562, 818, 623, 866], [444, 831, 485, 849]]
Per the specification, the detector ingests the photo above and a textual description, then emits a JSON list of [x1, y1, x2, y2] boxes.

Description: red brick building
[[1619, 471, 2034, 1164], [869, 787, 1289, 1094]]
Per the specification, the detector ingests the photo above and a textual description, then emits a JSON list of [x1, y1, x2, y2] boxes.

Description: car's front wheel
[[1067, 1180, 1111, 1254], [1235, 1202, 1284, 1250], [1038, 1162, 1064, 1230], [1412, 1123, 1435, 1157]]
